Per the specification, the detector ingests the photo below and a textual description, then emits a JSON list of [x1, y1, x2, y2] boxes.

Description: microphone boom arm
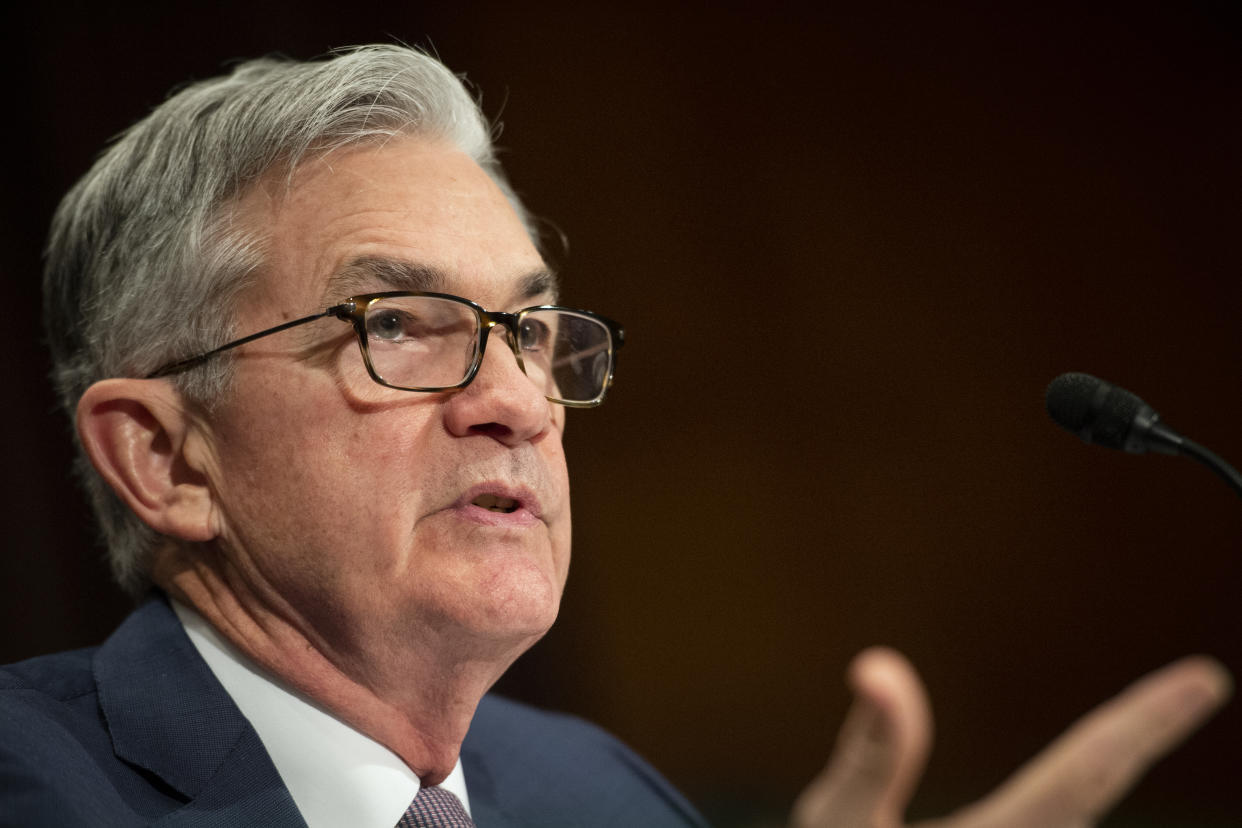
[[1179, 437, 1242, 501]]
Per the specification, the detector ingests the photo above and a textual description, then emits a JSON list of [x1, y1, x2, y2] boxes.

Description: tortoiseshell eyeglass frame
[[145, 291, 625, 408]]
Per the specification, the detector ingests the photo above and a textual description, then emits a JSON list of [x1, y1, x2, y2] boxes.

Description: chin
[[474, 575, 563, 643], [409, 560, 561, 650]]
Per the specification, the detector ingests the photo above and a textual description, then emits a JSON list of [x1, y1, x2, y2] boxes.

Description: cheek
[[541, 419, 572, 576], [209, 377, 442, 586]]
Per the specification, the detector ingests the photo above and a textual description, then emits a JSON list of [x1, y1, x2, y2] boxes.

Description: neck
[[153, 548, 528, 784]]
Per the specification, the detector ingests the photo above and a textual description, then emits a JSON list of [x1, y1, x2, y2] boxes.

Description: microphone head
[[1045, 372, 1146, 451]]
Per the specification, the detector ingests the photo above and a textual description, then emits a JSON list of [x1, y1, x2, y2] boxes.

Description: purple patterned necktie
[[396, 785, 476, 828]]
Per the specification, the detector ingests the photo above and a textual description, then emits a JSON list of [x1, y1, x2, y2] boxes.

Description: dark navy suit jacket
[[0, 595, 706, 827]]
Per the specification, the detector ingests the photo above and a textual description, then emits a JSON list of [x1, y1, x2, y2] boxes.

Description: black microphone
[[1045, 372, 1242, 499]]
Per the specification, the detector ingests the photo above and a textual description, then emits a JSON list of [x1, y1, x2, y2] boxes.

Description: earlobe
[[76, 379, 217, 543]]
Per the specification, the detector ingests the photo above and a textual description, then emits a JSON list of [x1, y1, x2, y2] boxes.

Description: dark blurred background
[[6, 2, 1240, 825]]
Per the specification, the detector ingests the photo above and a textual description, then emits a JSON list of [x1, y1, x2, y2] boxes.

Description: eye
[[366, 309, 418, 342], [519, 316, 553, 351]]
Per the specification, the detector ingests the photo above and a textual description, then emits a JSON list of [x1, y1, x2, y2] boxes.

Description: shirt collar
[[172, 600, 472, 828]]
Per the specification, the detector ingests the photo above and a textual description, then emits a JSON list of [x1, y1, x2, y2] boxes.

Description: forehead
[[238, 137, 552, 314]]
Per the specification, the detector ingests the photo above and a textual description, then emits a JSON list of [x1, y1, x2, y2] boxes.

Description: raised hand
[[791, 647, 1231, 828]]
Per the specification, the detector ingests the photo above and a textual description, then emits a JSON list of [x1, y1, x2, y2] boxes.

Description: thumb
[[791, 647, 933, 828]]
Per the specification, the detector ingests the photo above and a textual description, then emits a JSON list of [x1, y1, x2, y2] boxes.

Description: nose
[[442, 325, 552, 445]]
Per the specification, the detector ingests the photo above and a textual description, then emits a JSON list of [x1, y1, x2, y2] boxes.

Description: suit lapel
[[94, 595, 306, 827]]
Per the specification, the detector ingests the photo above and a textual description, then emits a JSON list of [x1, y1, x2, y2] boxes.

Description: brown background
[[5, 3, 1240, 825]]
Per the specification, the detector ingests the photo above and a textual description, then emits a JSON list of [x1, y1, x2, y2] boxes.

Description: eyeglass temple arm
[[146, 305, 351, 379]]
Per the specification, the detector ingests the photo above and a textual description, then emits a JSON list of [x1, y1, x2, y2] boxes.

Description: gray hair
[[43, 45, 529, 595]]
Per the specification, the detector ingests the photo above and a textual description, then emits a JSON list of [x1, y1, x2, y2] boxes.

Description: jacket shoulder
[[0, 646, 176, 826], [0, 645, 107, 750], [0, 646, 97, 696]]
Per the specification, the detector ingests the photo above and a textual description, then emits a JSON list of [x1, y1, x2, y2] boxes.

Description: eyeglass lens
[[362, 296, 613, 403]]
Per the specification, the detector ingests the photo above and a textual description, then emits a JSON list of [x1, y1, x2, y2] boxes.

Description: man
[[2, 45, 1230, 827]]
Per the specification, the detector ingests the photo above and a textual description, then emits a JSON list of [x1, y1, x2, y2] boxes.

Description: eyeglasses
[[146, 291, 625, 407]]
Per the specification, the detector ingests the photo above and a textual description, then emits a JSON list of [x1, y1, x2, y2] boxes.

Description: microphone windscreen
[[1045, 372, 1100, 432], [1045, 372, 1142, 450]]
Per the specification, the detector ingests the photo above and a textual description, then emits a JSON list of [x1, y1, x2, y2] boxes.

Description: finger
[[791, 647, 933, 828], [952, 655, 1231, 828]]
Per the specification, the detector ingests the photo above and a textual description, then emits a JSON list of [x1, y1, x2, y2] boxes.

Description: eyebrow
[[325, 256, 560, 306]]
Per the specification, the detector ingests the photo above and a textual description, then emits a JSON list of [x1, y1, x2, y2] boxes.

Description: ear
[[76, 379, 217, 543]]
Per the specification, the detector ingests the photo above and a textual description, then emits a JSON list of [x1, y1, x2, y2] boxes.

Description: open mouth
[[472, 493, 521, 514]]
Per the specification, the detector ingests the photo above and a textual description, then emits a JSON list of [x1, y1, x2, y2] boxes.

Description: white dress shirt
[[173, 601, 472, 828]]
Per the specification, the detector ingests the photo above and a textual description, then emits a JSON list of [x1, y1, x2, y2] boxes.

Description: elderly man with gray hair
[[1, 45, 1229, 827]]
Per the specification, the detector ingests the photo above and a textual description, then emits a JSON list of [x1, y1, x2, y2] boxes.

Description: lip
[[450, 482, 544, 527]]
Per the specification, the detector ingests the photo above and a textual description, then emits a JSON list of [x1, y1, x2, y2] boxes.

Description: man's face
[[196, 138, 570, 682]]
